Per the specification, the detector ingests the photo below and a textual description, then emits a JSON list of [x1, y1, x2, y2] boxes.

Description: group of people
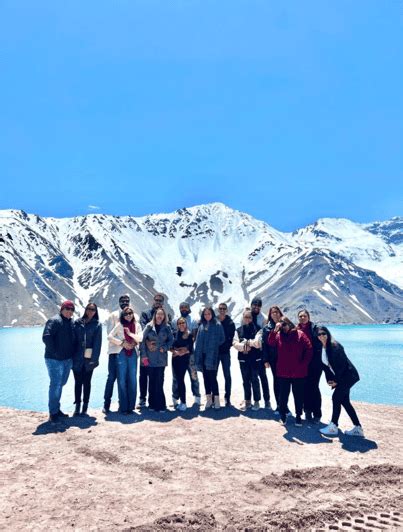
[[42, 293, 364, 438]]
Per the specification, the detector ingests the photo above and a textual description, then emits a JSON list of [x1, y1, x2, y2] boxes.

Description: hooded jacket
[[268, 329, 313, 379]]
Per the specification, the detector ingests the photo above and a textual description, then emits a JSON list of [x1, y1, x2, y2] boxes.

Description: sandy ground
[[1, 391, 402, 531]]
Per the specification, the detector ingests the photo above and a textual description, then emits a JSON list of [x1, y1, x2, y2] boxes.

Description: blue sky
[[1, 1, 402, 231]]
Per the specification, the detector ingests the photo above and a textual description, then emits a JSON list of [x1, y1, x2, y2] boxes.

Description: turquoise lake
[[0, 324, 402, 412]]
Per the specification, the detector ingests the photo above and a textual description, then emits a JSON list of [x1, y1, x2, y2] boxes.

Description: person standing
[[317, 326, 364, 437], [217, 303, 235, 406], [108, 306, 143, 414], [250, 297, 270, 408], [297, 309, 322, 423], [171, 302, 201, 407], [233, 310, 262, 411], [140, 308, 173, 412], [42, 300, 77, 423], [194, 307, 225, 410], [103, 294, 132, 413], [170, 317, 194, 411], [268, 317, 312, 426], [73, 302, 102, 416], [261, 306, 285, 414], [139, 293, 170, 407]]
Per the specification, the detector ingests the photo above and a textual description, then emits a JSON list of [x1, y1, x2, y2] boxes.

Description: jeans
[[103, 353, 118, 409], [45, 358, 72, 415], [73, 367, 94, 405], [116, 351, 138, 413], [279, 377, 305, 419], [148, 367, 166, 411], [218, 351, 232, 400], [239, 360, 261, 402], [303, 366, 322, 419], [172, 360, 201, 400], [172, 354, 190, 403], [258, 360, 270, 401], [331, 383, 360, 426]]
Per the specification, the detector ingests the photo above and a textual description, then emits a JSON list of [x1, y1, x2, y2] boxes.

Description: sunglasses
[[317, 332, 327, 337], [178, 321, 186, 326], [124, 311, 133, 316], [154, 299, 163, 303], [218, 307, 227, 311], [86, 307, 96, 312]]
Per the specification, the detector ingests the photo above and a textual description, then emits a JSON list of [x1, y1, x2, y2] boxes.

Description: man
[[139, 293, 171, 407], [103, 294, 133, 413], [217, 303, 235, 406], [171, 302, 201, 407], [250, 297, 271, 409], [42, 300, 77, 423]]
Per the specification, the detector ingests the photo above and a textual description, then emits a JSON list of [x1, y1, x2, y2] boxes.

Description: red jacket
[[268, 329, 313, 378]]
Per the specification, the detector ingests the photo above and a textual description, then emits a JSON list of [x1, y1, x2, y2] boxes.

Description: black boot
[[81, 403, 88, 415], [73, 403, 81, 416]]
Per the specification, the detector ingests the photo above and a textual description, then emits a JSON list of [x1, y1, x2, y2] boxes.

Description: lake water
[[0, 325, 402, 412]]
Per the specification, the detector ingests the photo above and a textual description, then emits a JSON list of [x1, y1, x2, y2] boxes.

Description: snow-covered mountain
[[0, 204, 402, 327]]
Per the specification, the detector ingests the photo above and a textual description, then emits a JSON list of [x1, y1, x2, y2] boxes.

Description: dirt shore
[[1, 398, 402, 531]]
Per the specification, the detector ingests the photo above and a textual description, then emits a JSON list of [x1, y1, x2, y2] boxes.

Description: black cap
[[251, 297, 262, 307], [179, 301, 190, 308], [119, 294, 130, 302]]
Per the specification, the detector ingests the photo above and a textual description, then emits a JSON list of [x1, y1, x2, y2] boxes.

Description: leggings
[[73, 368, 94, 405], [331, 384, 360, 426]]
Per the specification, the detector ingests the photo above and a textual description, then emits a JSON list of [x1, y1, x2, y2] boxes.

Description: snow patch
[[313, 289, 333, 306]]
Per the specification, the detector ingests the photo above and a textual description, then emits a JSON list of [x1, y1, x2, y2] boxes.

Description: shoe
[[279, 416, 287, 426], [274, 408, 280, 416], [172, 398, 179, 408], [213, 396, 221, 410], [240, 400, 252, 411], [102, 407, 110, 414], [251, 401, 260, 411], [205, 395, 213, 409], [177, 403, 187, 412], [48, 414, 60, 424], [139, 399, 146, 408], [295, 415, 303, 427], [286, 410, 292, 418], [58, 410, 69, 418], [264, 400, 272, 410], [305, 411, 313, 422], [345, 425, 364, 437], [193, 396, 201, 406], [320, 422, 339, 436], [225, 399, 231, 407], [81, 403, 88, 415], [312, 416, 321, 424], [73, 404, 80, 417]]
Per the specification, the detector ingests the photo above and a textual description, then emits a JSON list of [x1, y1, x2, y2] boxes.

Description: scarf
[[124, 319, 136, 356]]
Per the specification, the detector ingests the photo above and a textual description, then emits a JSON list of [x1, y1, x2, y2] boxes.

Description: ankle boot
[[81, 403, 88, 415], [73, 403, 81, 416], [205, 394, 213, 409], [214, 395, 221, 409]]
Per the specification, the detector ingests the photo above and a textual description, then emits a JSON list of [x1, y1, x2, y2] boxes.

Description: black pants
[[148, 367, 166, 411], [218, 351, 232, 400], [331, 384, 360, 426], [202, 355, 219, 396], [239, 360, 261, 402], [258, 360, 270, 401], [279, 377, 305, 418], [73, 368, 94, 405], [304, 366, 322, 418], [139, 365, 150, 402], [172, 354, 190, 403], [103, 353, 118, 409]]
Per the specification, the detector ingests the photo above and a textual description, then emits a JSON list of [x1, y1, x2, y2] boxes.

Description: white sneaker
[[345, 425, 364, 437], [177, 403, 187, 412], [251, 401, 260, 411], [193, 396, 201, 406], [320, 422, 339, 436]]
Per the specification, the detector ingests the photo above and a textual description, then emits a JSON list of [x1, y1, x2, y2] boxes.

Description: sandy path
[[1, 396, 402, 531]]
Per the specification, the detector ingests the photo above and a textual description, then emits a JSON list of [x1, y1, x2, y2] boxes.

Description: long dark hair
[[267, 305, 283, 325], [297, 308, 311, 321], [152, 307, 167, 327], [316, 325, 338, 351], [82, 302, 99, 321], [200, 306, 216, 324], [120, 306, 135, 325]]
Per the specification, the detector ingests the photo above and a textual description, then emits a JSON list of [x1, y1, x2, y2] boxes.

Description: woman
[[297, 309, 323, 423], [108, 306, 143, 414], [317, 326, 364, 437], [194, 306, 225, 410], [73, 302, 102, 415], [233, 310, 262, 411], [140, 308, 173, 412], [170, 317, 194, 412], [261, 306, 284, 414], [267, 317, 312, 426]]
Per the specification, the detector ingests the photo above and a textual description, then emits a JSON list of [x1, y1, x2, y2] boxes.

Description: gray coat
[[140, 323, 173, 367], [194, 319, 225, 371]]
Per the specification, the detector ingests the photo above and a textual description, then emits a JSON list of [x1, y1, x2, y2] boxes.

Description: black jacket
[[73, 318, 102, 372], [262, 322, 276, 365], [322, 343, 360, 387], [42, 314, 77, 360], [218, 315, 236, 354]]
